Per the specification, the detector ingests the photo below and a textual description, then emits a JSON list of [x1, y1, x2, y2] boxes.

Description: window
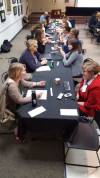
[[0, 0, 3, 7], [5, 0, 11, 13]]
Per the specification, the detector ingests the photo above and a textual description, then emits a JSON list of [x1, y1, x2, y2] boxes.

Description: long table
[[16, 60, 79, 140]]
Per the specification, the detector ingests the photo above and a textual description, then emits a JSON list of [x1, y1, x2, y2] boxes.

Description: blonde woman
[[3, 63, 45, 114], [19, 39, 47, 73], [77, 60, 100, 117]]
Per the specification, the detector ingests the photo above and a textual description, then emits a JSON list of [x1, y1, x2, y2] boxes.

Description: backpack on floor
[[1, 40, 12, 53]]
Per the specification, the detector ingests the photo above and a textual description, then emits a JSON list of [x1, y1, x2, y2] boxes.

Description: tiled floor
[[78, 24, 100, 64], [67, 151, 100, 178], [65, 137, 100, 178]]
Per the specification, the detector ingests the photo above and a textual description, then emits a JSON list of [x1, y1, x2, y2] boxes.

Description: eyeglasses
[[34, 45, 38, 48]]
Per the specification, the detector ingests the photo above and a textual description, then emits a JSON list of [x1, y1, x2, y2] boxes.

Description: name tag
[[34, 56, 38, 64], [81, 85, 87, 92]]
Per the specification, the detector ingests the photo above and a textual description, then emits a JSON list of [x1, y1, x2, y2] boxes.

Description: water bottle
[[50, 60, 54, 68], [32, 91, 37, 107], [64, 81, 70, 91]]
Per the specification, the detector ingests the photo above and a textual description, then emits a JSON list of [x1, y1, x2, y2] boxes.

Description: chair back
[[94, 110, 100, 129], [68, 121, 99, 151], [69, 19, 76, 28], [1, 72, 8, 83]]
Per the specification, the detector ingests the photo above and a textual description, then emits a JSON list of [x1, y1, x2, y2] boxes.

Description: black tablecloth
[[17, 61, 79, 140]]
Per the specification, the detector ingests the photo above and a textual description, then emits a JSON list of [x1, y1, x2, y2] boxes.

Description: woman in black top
[[35, 29, 46, 54]]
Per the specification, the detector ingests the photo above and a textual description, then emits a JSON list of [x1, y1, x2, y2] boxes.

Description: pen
[[50, 87, 53, 96], [57, 61, 59, 66]]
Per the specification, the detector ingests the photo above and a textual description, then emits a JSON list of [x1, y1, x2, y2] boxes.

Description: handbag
[[0, 83, 15, 129]]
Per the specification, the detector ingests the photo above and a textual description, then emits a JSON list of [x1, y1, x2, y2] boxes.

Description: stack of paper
[[36, 66, 51, 72], [60, 109, 78, 116], [26, 90, 47, 100], [28, 106, 46, 118]]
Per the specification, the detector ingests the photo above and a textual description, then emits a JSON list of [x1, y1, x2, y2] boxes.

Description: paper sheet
[[60, 109, 78, 116], [50, 41, 56, 43], [41, 53, 52, 59], [50, 87, 53, 96], [28, 106, 46, 118], [36, 66, 51, 72], [96, 128, 100, 135], [26, 90, 47, 100], [57, 61, 59, 66], [51, 47, 56, 51]]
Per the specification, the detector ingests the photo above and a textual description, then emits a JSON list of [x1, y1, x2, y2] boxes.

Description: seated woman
[[1, 63, 46, 139], [45, 14, 51, 28], [19, 39, 47, 73], [3, 63, 46, 112], [58, 26, 71, 44], [35, 29, 46, 54], [58, 39, 83, 78], [62, 15, 72, 28], [77, 60, 100, 117], [63, 28, 82, 54]]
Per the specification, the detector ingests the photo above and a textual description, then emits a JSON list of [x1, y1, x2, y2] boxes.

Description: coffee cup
[[54, 78, 61, 85]]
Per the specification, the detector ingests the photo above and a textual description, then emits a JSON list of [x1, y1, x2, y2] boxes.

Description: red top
[[78, 74, 100, 117]]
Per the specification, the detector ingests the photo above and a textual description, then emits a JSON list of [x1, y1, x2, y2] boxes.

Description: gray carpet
[[0, 26, 64, 178], [0, 27, 29, 86], [0, 134, 64, 178]]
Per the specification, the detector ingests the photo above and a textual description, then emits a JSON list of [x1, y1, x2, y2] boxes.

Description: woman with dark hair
[[69, 28, 79, 39], [62, 28, 82, 54], [59, 39, 83, 78], [35, 29, 46, 54], [59, 26, 71, 44], [45, 14, 51, 27]]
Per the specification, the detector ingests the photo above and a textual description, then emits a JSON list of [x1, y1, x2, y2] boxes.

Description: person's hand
[[43, 38, 48, 44], [57, 46, 62, 51], [38, 81, 46, 87], [36, 92, 42, 99], [41, 59, 47, 65], [47, 38, 52, 43], [97, 28, 100, 32], [54, 44, 58, 50], [57, 46, 65, 58], [75, 83, 80, 93], [41, 57, 46, 61], [78, 102, 84, 106]]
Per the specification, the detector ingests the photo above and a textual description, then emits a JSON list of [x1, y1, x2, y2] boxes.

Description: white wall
[[77, 0, 100, 7], [0, 0, 75, 46], [0, 0, 27, 46], [28, 0, 67, 13]]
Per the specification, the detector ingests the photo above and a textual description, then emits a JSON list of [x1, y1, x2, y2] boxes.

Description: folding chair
[[64, 117, 100, 168], [1, 71, 8, 83], [95, 111, 100, 130]]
